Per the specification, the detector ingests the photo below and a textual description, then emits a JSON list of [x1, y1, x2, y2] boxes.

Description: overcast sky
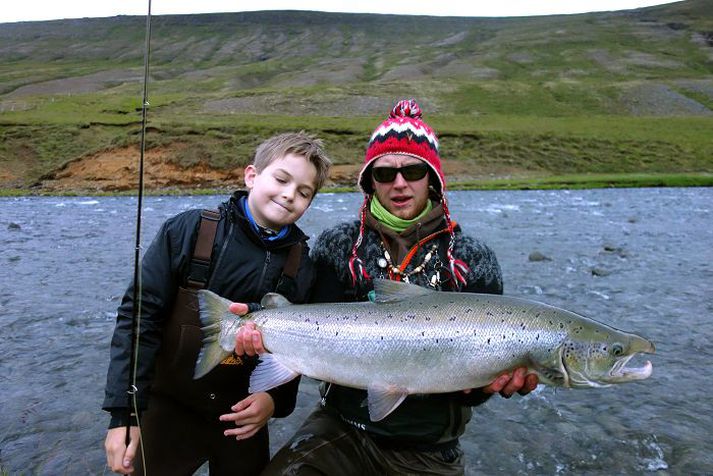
[[1, 1, 681, 24]]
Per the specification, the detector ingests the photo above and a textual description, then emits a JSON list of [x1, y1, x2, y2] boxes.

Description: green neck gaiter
[[370, 196, 433, 233]]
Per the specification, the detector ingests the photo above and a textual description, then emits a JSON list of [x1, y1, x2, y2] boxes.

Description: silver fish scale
[[248, 293, 576, 393]]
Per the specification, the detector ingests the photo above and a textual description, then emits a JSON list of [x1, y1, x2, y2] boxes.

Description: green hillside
[[1, 1, 712, 192]]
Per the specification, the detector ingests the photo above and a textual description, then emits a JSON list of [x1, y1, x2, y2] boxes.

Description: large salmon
[[195, 279, 654, 421]]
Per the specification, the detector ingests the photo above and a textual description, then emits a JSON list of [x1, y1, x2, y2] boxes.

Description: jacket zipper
[[258, 250, 271, 290]]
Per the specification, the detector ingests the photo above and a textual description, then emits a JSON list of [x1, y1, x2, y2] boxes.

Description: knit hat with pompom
[[358, 99, 445, 196], [348, 99, 469, 289]]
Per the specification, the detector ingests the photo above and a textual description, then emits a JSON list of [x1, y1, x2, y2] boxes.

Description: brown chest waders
[[151, 209, 302, 419]]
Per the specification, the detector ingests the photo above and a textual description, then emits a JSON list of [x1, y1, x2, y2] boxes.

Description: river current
[[1, 188, 711, 475]]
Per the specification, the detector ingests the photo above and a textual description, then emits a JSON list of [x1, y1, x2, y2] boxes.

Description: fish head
[[560, 328, 655, 388]]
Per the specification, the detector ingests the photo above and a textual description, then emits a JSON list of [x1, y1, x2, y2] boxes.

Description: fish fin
[[194, 289, 234, 379], [249, 353, 300, 393], [527, 355, 568, 387], [372, 279, 435, 304], [534, 366, 567, 386], [531, 344, 573, 387], [261, 292, 293, 309], [366, 384, 409, 421]]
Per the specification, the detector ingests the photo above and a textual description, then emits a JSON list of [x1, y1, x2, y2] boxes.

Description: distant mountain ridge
[[1, 1, 712, 117], [1, 2, 712, 192]]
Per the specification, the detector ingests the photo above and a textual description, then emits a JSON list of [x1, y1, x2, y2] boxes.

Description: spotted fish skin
[[195, 279, 654, 421]]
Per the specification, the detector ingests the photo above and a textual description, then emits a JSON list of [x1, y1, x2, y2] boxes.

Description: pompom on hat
[[358, 99, 445, 195]]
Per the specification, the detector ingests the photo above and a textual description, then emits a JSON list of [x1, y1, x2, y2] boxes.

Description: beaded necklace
[[376, 223, 455, 286], [378, 242, 439, 284]]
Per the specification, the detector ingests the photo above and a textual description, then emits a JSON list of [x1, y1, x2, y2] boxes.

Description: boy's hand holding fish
[[218, 305, 273, 440]]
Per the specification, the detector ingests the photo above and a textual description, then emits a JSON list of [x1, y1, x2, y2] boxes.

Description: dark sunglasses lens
[[372, 167, 397, 183], [372, 164, 429, 183], [401, 164, 429, 181]]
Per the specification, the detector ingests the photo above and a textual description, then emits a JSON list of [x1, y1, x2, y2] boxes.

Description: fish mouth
[[606, 337, 655, 383], [607, 354, 654, 383]]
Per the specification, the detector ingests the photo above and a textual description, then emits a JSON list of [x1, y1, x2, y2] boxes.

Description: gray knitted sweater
[[308, 204, 504, 445]]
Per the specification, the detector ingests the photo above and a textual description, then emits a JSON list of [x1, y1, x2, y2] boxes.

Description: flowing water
[[1, 188, 711, 475]]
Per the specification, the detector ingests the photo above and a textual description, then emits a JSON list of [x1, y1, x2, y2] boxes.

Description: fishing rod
[[126, 0, 152, 447]]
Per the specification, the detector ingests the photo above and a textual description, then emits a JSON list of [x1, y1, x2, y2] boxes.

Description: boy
[[103, 132, 331, 475]]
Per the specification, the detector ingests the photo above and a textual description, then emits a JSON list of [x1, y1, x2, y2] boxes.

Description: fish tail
[[194, 289, 237, 379]]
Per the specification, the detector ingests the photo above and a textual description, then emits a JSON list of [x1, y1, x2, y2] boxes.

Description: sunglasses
[[372, 163, 430, 183]]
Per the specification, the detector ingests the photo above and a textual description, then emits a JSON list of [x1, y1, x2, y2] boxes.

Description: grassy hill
[[1, 1, 712, 193]]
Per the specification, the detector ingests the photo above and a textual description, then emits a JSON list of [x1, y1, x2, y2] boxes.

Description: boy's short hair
[[253, 131, 332, 191]]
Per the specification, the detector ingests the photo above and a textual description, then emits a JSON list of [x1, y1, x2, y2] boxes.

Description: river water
[[1, 188, 711, 475]]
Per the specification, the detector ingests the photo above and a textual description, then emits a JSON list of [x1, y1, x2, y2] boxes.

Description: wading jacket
[[102, 191, 312, 426], [310, 202, 503, 447]]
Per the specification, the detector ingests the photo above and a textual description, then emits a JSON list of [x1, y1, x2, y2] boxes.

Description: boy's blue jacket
[[102, 191, 314, 425]]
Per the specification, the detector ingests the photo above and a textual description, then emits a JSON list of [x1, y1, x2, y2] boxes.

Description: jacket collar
[[223, 190, 308, 249]]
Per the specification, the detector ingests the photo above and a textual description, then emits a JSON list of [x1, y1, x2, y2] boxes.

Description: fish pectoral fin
[[248, 353, 299, 393], [372, 279, 435, 304], [537, 367, 567, 386], [526, 347, 570, 387], [529, 359, 567, 387], [366, 384, 409, 422]]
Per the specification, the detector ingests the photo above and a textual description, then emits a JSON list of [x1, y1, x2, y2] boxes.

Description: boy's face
[[244, 153, 318, 230]]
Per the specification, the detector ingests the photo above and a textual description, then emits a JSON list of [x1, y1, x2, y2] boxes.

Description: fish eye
[[611, 344, 624, 356]]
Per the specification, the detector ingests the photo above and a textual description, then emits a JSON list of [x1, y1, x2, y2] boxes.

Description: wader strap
[[283, 242, 303, 279], [274, 241, 303, 297], [186, 209, 221, 289]]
